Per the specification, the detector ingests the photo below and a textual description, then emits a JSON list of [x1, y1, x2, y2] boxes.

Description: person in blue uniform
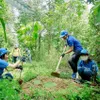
[[60, 30, 83, 79], [78, 49, 98, 81], [0, 48, 23, 80]]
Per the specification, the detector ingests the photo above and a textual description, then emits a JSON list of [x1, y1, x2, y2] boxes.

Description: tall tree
[[0, 0, 8, 43]]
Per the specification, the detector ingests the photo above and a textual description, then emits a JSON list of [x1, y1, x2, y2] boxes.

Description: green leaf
[[43, 82, 57, 88], [34, 23, 38, 32], [0, 18, 7, 42], [34, 80, 41, 85]]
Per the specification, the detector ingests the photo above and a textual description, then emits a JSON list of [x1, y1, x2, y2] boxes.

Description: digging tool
[[17, 56, 26, 85], [17, 61, 24, 85], [18, 67, 23, 85], [51, 46, 66, 77]]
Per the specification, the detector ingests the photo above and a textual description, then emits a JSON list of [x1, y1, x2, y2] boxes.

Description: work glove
[[61, 53, 65, 58], [15, 65, 23, 70], [20, 57, 26, 62]]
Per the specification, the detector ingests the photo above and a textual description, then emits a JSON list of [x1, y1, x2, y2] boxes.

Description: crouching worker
[[78, 49, 98, 81], [0, 48, 24, 81]]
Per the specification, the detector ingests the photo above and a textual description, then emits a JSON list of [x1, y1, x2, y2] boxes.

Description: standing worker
[[60, 30, 83, 79], [12, 44, 21, 63]]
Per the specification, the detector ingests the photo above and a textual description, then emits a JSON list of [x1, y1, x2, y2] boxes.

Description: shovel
[[51, 46, 66, 77]]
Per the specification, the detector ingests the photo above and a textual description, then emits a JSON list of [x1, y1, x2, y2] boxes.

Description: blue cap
[[81, 49, 89, 55], [0, 48, 8, 57], [60, 30, 68, 38]]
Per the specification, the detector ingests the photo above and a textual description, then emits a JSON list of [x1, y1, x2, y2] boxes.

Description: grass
[[0, 79, 20, 100], [17, 61, 95, 100], [1, 52, 100, 100]]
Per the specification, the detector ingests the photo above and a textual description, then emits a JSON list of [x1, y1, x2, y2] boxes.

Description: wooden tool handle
[[55, 46, 66, 72], [56, 56, 62, 72]]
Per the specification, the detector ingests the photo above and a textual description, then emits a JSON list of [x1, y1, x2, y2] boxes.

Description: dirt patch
[[22, 76, 82, 96]]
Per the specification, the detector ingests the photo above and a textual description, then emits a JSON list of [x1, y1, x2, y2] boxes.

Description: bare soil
[[22, 76, 82, 96]]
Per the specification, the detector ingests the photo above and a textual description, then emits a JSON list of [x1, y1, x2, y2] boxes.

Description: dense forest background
[[0, 0, 100, 100], [0, 0, 100, 62]]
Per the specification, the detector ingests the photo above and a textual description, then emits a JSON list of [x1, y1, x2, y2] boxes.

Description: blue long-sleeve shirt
[[66, 35, 83, 53], [0, 59, 8, 76], [78, 60, 98, 73]]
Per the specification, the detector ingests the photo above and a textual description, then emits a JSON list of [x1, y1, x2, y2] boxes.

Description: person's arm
[[64, 46, 73, 54], [65, 39, 74, 54], [8, 60, 21, 68], [61, 45, 73, 58], [92, 61, 98, 73]]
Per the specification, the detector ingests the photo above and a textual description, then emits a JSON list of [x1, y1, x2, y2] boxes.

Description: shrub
[[0, 79, 20, 100]]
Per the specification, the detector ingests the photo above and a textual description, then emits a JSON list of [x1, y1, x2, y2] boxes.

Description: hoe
[[51, 46, 66, 77]]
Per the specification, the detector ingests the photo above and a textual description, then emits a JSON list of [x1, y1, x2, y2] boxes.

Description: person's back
[[66, 35, 83, 52]]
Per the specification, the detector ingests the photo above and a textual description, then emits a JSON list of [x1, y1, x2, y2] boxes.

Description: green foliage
[[22, 94, 31, 100], [89, 2, 100, 31], [55, 0, 64, 4], [32, 89, 54, 99], [17, 21, 43, 50], [0, 79, 20, 100], [20, 59, 99, 100], [32, 22, 40, 40], [23, 69, 37, 82], [0, 0, 8, 43], [96, 71, 100, 83], [0, 0, 12, 46], [0, 28, 5, 47], [34, 80, 41, 85], [66, 85, 93, 100], [89, 2, 100, 62], [43, 82, 57, 88], [0, 0, 100, 99], [21, 62, 94, 100], [0, 18, 7, 42], [60, 72, 71, 79], [54, 96, 66, 100], [0, 0, 7, 18]]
